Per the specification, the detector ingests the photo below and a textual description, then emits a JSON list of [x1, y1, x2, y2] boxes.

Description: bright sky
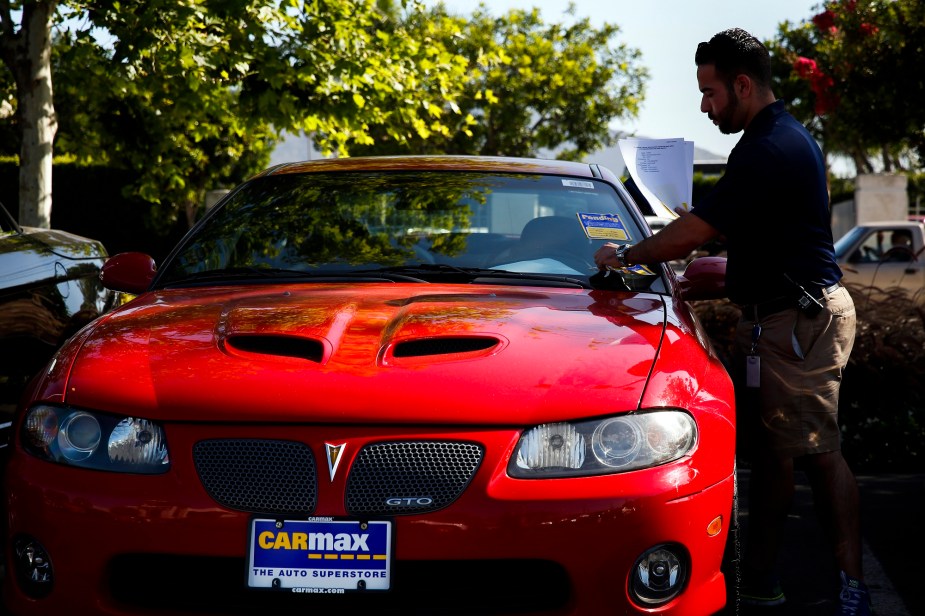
[[432, 0, 825, 161]]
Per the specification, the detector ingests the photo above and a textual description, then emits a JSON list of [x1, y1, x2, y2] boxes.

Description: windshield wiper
[[163, 264, 590, 289], [371, 263, 493, 276], [162, 266, 427, 287], [370, 264, 590, 288]]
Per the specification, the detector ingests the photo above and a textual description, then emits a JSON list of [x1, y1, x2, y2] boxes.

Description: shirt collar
[[743, 99, 787, 138]]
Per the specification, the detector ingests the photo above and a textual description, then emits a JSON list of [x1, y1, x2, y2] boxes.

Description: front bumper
[[3, 423, 734, 615]]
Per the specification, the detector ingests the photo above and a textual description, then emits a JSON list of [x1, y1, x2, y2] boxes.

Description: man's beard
[[712, 90, 740, 135]]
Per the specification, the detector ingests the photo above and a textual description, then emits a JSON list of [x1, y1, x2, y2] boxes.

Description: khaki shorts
[[733, 285, 856, 458]]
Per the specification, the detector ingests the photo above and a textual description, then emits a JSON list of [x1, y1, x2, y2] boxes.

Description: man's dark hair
[[695, 28, 772, 91]]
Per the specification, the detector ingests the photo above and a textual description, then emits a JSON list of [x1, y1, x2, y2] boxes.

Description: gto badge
[[386, 497, 434, 507], [325, 442, 346, 481]]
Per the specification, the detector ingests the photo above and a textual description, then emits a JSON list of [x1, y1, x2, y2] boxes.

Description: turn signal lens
[[515, 422, 585, 470]]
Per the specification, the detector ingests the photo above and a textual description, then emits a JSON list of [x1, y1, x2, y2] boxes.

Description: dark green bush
[[0, 161, 189, 261], [693, 284, 925, 473], [839, 284, 925, 472]]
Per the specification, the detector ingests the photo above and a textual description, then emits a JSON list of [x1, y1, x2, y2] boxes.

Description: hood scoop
[[388, 336, 502, 364], [393, 336, 498, 357], [226, 334, 325, 363]]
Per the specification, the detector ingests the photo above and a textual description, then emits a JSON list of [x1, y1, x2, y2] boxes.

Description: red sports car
[[3, 156, 736, 615]]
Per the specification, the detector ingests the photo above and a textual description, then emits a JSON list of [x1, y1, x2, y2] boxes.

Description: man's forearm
[[593, 211, 719, 270]]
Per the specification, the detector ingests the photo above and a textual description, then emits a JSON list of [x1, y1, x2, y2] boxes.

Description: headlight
[[509, 410, 696, 478], [22, 405, 169, 473]]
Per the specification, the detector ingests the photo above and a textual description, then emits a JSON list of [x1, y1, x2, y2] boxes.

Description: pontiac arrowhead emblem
[[325, 442, 346, 481]]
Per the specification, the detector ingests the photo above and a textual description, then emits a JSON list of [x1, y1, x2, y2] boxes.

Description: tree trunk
[[881, 145, 893, 173], [7, 1, 58, 228]]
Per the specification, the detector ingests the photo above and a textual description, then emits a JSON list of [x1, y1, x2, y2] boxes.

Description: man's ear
[[735, 74, 751, 97]]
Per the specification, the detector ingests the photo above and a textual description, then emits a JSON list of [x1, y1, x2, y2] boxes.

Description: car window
[[853, 230, 887, 263], [157, 171, 665, 291], [841, 227, 915, 264], [882, 229, 915, 261]]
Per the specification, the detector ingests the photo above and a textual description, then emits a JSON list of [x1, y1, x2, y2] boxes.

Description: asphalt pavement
[[729, 468, 924, 616]]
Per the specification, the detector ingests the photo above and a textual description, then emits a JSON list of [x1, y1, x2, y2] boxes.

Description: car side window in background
[[851, 231, 887, 263], [883, 229, 915, 262], [846, 228, 917, 264]]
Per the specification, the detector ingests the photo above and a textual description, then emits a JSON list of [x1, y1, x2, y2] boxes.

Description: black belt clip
[[796, 290, 824, 317], [742, 282, 840, 321], [797, 281, 841, 317]]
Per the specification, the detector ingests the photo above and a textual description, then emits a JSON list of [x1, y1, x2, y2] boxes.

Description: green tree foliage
[[351, 3, 648, 158], [767, 0, 925, 174], [52, 24, 275, 231], [231, 0, 470, 155], [80, 0, 472, 230], [1, 0, 471, 229], [3, 0, 650, 231]]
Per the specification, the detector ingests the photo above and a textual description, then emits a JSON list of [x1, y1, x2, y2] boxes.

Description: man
[[884, 228, 914, 261], [594, 28, 869, 615]]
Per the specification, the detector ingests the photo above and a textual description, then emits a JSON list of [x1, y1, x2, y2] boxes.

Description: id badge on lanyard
[[746, 323, 761, 388]]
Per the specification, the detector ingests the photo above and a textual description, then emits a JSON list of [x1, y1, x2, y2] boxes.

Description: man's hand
[[594, 242, 626, 271]]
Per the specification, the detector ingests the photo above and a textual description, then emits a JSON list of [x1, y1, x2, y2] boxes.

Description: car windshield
[[157, 170, 666, 291]]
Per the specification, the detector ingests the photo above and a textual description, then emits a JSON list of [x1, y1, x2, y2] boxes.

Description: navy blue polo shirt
[[691, 100, 842, 305]]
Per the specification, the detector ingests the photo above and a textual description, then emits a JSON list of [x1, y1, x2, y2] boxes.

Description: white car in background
[[834, 220, 925, 298]]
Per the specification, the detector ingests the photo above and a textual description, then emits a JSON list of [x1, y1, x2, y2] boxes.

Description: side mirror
[[100, 252, 157, 294], [677, 256, 727, 301]]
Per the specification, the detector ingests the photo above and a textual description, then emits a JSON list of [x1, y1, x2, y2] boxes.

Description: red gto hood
[[60, 284, 671, 425]]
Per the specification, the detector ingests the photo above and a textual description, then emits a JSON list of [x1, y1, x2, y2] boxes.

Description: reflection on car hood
[[63, 283, 671, 425], [0, 227, 108, 291], [11, 227, 108, 260]]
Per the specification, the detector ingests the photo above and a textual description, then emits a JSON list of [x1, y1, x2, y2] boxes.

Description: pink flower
[[809, 73, 838, 115], [813, 9, 837, 33], [859, 22, 879, 36], [793, 57, 818, 79]]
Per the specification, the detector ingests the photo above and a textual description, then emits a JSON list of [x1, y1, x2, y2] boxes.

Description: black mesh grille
[[194, 439, 316, 515], [345, 441, 483, 515]]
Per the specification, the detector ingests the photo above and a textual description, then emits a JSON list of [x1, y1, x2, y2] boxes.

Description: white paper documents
[[618, 138, 694, 220]]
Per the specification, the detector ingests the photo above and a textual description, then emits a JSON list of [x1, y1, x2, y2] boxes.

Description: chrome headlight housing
[[509, 410, 696, 478], [21, 405, 169, 474]]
